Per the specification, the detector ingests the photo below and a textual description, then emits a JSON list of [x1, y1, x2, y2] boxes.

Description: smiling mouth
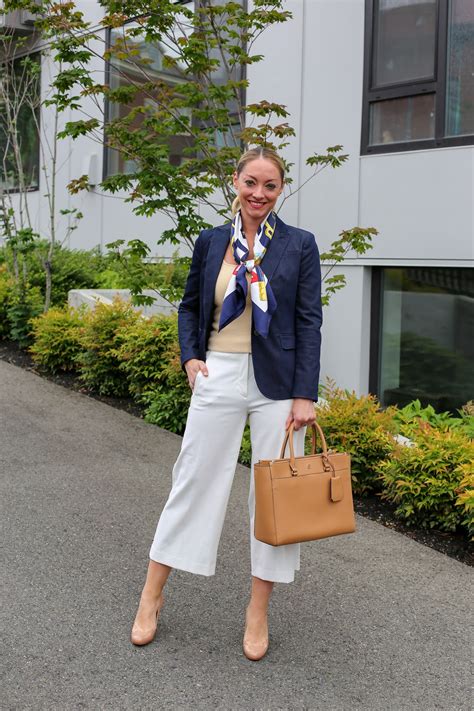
[[248, 200, 266, 208]]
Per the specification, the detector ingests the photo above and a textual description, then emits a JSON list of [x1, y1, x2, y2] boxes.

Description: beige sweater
[[207, 260, 252, 353]]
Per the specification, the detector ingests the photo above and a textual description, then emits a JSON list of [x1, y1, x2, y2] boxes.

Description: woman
[[131, 147, 323, 660]]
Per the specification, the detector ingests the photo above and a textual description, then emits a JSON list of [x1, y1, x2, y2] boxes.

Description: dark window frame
[[361, 0, 474, 154], [369, 266, 382, 397], [369, 266, 474, 410]]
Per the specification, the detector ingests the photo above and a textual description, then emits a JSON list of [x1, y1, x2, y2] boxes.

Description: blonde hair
[[231, 147, 285, 215]]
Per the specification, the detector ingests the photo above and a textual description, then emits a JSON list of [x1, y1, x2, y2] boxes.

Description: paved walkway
[[1, 360, 472, 710]]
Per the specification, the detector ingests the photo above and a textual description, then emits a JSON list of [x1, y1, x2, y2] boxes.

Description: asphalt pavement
[[1, 359, 472, 710]]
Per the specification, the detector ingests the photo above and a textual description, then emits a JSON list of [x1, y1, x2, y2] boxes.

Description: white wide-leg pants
[[149, 351, 306, 583]]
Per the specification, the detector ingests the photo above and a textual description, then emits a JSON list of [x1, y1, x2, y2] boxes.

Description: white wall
[[297, 0, 365, 256], [319, 265, 372, 395], [247, 0, 367, 255], [359, 146, 474, 262]]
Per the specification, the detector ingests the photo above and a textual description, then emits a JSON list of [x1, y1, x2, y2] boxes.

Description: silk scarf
[[218, 210, 277, 338]]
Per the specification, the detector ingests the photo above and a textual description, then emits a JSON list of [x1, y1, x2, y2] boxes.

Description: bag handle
[[279, 421, 328, 458], [280, 421, 335, 476]]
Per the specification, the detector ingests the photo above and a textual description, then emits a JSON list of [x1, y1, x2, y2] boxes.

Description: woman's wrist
[[286, 397, 316, 431]]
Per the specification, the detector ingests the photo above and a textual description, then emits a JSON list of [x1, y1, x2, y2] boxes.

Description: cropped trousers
[[149, 350, 306, 583]]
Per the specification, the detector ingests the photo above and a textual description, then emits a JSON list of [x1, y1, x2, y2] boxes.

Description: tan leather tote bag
[[254, 421, 356, 546]]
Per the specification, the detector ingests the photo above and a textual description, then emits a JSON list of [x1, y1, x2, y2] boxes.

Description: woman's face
[[233, 158, 284, 224]]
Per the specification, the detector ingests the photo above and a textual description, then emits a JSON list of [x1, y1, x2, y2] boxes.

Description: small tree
[[0, 34, 40, 283], [0, 28, 83, 312], [3, 0, 378, 307]]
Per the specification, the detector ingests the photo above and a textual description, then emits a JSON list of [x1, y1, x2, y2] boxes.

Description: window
[[0, 52, 41, 191], [103, 1, 245, 178], [370, 267, 474, 411], [445, 0, 474, 136], [104, 9, 195, 177], [198, 0, 245, 151], [362, 0, 474, 153]]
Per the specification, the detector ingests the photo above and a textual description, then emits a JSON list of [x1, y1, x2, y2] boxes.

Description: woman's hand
[[285, 398, 316, 431], [184, 358, 209, 390]]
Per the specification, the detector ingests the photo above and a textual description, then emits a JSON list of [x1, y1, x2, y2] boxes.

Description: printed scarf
[[218, 210, 277, 338]]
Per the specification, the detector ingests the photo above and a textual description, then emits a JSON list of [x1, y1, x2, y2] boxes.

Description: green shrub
[[77, 298, 140, 396], [143, 385, 190, 435], [95, 268, 129, 289], [316, 380, 397, 494], [394, 399, 474, 440], [0, 243, 190, 318], [103, 248, 190, 304], [145, 254, 190, 303], [461, 400, 474, 416], [0, 265, 13, 339], [0, 242, 108, 307], [456, 411, 474, 439], [116, 313, 179, 399], [238, 424, 252, 467], [37, 245, 107, 305], [29, 306, 86, 373], [91, 253, 189, 301], [455, 467, 474, 540], [142, 340, 191, 434], [378, 425, 474, 535], [7, 283, 43, 347]]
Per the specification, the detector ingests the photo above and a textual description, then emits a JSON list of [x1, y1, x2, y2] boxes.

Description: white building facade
[[2, 0, 473, 411]]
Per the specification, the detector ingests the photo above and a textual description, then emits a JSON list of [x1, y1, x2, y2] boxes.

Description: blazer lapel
[[260, 215, 290, 282], [203, 223, 231, 320]]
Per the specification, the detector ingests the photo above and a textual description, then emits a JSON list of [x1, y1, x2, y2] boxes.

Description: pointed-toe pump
[[242, 612, 269, 661], [130, 594, 164, 646]]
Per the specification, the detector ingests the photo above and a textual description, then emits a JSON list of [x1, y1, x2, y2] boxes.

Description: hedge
[[315, 380, 398, 495], [379, 426, 474, 536], [30, 306, 86, 373]]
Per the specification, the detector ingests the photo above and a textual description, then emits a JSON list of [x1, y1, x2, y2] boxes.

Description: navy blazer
[[178, 215, 323, 401]]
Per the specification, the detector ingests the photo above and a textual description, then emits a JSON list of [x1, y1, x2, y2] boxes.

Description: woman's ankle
[[246, 600, 268, 617], [140, 561, 171, 603], [140, 589, 163, 603]]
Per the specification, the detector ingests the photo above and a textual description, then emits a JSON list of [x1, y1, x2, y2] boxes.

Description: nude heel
[[130, 594, 164, 646], [242, 609, 269, 661]]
